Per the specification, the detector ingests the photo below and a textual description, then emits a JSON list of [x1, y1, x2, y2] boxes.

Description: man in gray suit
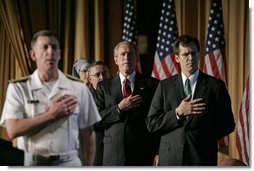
[[146, 35, 235, 166], [95, 41, 159, 166]]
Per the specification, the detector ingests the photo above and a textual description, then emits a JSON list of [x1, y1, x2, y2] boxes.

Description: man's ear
[[29, 50, 36, 61], [175, 54, 180, 63], [114, 57, 118, 65]]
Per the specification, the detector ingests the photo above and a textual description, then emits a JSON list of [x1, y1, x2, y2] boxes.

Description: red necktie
[[123, 77, 132, 98]]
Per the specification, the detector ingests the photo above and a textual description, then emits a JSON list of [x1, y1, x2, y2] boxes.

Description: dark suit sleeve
[[146, 81, 183, 134], [214, 81, 235, 140]]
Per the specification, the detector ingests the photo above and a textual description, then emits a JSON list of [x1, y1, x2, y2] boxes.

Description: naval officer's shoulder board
[[8, 76, 30, 83], [66, 74, 84, 83]]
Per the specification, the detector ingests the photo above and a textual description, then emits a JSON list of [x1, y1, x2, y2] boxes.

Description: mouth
[[123, 62, 130, 66], [45, 59, 56, 64]]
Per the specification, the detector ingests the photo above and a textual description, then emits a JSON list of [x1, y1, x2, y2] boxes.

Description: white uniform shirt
[[0, 70, 101, 156]]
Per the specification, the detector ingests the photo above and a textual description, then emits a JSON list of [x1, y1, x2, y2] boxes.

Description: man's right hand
[[176, 95, 205, 117], [47, 94, 77, 120], [118, 95, 142, 112], [153, 155, 159, 166]]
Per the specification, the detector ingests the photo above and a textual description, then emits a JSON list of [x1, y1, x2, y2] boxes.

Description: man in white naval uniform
[[0, 30, 101, 166]]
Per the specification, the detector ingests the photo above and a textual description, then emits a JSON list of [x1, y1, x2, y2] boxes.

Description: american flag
[[151, 0, 180, 80], [122, 0, 137, 44], [236, 77, 249, 165], [122, 0, 141, 72], [203, 0, 228, 149]]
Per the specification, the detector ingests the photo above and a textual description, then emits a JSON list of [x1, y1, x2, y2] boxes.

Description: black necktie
[[184, 78, 192, 97], [123, 77, 132, 98]]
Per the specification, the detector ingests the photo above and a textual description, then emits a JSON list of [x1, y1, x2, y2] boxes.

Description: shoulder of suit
[[65, 74, 84, 83], [135, 73, 159, 83], [8, 76, 30, 83]]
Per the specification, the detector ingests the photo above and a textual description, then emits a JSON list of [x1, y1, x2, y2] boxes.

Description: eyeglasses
[[179, 51, 198, 58], [89, 72, 107, 77]]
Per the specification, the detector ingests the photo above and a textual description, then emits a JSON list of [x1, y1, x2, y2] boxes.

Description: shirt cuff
[[117, 105, 122, 114], [175, 109, 183, 120]]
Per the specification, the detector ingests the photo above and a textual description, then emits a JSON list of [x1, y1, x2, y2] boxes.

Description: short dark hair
[[173, 35, 200, 54], [89, 61, 108, 69], [30, 30, 59, 48]]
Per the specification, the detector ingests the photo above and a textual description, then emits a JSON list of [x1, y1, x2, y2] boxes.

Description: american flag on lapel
[[122, 0, 141, 72], [151, 0, 180, 80], [203, 0, 228, 149], [236, 77, 249, 165]]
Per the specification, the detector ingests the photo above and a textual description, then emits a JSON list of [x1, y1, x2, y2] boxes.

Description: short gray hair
[[113, 41, 137, 57], [30, 30, 59, 49]]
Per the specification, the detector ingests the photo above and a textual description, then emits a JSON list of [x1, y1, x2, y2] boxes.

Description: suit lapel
[[175, 74, 185, 103], [193, 71, 207, 99], [186, 71, 207, 124], [109, 75, 123, 103], [133, 73, 145, 96]]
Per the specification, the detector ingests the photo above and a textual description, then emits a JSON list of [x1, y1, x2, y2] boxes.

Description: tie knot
[[124, 77, 129, 83]]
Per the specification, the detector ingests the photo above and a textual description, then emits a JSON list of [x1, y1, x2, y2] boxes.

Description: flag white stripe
[[236, 77, 249, 165], [164, 55, 178, 76], [204, 54, 213, 77], [213, 49, 226, 81], [153, 52, 165, 80], [237, 85, 249, 164], [237, 119, 246, 163], [205, 50, 226, 82]]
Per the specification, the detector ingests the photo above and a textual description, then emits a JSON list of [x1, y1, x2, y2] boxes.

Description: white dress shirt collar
[[119, 71, 136, 85], [181, 69, 199, 87]]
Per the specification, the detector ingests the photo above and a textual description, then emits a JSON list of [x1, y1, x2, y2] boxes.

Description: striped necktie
[[184, 78, 192, 97]]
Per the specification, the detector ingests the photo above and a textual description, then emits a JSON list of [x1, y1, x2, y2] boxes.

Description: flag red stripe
[[220, 48, 227, 82], [242, 78, 249, 164], [161, 58, 171, 78], [236, 77, 249, 165], [245, 80, 249, 137], [170, 53, 181, 73], [208, 52, 222, 80], [152, 63, 160, 80], [236, 132, 243, 162]]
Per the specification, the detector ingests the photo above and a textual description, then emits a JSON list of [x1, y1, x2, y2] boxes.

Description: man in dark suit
[[95, 41, 159, 166], [146, 35, 235, 166], [86, 61, 110, 166]]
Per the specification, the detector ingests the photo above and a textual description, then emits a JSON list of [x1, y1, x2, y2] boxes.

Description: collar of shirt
[[30, 69, 72, 99], [30, 70, 70, 90], [181, 69, 199, 93], [119, 71, 136, 85], [119, 71, 136, 91]]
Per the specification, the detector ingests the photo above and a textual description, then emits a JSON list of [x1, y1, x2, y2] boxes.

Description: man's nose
[[124, 52, 133, 59], [47, 45, 57, 53]]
